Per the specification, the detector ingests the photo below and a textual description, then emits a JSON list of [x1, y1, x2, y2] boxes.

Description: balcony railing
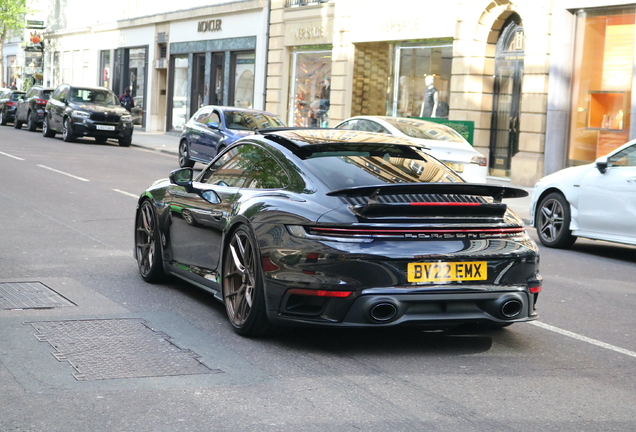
[[284, 0, 330, 7]]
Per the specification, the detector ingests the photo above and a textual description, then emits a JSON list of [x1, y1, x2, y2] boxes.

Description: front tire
[[223, 226, 274, 337], [179, 140, 195, 168], [13, 116, 23, 129], [27, 111, 38, 131], [42, 115, 56, 137], [119, 137, 132, 147], [536, 192, 577, 248], [62, 117, 75, 142], [135, 200, 166, 282]]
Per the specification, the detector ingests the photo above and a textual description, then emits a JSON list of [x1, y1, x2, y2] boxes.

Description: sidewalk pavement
[[131, 130, 533, 224]]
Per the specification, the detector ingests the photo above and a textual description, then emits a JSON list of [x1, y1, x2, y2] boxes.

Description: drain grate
[[31, 318, 221, 380], [0, 282, 75, 310]]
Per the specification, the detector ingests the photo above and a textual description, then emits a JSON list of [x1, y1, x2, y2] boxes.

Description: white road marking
[[531, 321, 636, 359], [37, 164, 89, 182], [113, 189, 138, 198], [0, 151, 25, 160]]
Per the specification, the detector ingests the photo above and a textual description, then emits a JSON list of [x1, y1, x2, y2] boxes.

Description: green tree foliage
[[0, 0, 30, 87]]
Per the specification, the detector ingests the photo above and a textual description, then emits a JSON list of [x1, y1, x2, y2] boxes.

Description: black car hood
[[68, 102, 128, 115]]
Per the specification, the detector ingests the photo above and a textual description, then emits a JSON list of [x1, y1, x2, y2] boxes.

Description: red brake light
[[287, 288, 352, 298], [6, 101, 15, 107], [471, 156, 488, 167], [35, 98, 48, 105], [529, 286, 542, 294]]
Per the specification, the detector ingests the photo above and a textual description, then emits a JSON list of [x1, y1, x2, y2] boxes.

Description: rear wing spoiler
[[326, 183, 528, 204]]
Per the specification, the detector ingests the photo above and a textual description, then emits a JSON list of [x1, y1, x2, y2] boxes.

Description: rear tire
[[536, 192, 577, 248], [0, 110, 6, 125], [62, 117, 75, 142], [135, 200, 166, 283], [27, 111, 38, 131], [223, 226, 275, 337], [42, 115, 56, 137], [13, 117, 22, 129], [179, 140, 195, 168]]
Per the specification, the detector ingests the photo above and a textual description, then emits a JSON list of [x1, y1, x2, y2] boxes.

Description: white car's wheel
[[536, 192, 576, 248]]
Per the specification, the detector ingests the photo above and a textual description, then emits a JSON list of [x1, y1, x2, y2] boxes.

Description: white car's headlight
[[120, 114, 132, 122], [72, 110, 91, 119]]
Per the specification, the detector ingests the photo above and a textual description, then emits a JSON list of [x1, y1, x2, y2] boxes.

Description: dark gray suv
[[43, 84, 133, 146]]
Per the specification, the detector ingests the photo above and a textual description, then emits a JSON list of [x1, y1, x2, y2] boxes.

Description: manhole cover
[[0, 282, 75, 310], [31, 318, 221, 380]]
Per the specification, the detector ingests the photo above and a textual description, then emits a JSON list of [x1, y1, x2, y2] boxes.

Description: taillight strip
[[410, 202, 480, 206], [311, 227, 525, 235]]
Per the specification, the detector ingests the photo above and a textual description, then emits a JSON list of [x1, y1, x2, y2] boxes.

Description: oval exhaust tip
[[369, 302, 398, 322], [501, 299, 522, 318]]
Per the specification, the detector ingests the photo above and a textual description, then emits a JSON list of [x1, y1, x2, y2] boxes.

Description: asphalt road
[[1, 126, 635, 432]]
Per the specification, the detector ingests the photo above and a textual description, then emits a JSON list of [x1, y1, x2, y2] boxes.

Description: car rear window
[[223, 111, 284, 131], [40, 90, 52, 100], [383, 118, 466, 143], [298, 143, 463, 190], [10, 93, 24, 101]]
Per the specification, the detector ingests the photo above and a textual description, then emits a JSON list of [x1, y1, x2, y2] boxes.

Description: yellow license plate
[[407, 262, 487, 282]]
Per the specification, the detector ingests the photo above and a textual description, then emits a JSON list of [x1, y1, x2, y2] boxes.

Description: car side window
[[242, 147, 289, 189], [609, 145, 636, 167], [337, 120, 358, 130], [193, 109, 212, 124], [199, 146, 248, 187], [58, 87, 69, 102], [209, 111, 221, 125], [358, 120, 388, 133], [198, 144, 288, 189]]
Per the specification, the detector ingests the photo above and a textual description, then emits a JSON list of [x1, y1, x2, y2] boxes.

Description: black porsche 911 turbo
[[135, 129, 541, 337]]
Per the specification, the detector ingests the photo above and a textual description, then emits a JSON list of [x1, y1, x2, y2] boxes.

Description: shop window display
[[171, 56, 190, 131], [289, 50, 332, 127], [569, 8, 635, 164], [390, 44, 452, 119], [233, 52, 255, 108]]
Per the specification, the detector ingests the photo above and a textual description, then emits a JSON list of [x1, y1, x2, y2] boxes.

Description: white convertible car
[[530, 139, 636, 248]]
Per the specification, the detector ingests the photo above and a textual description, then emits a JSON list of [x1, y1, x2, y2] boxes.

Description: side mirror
[[207, 122, 220, 130], [595, 156, 608, 174], [169, 168, 194, 191]]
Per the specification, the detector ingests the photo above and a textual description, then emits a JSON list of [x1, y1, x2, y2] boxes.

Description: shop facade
[[546, 1, 636, 178], [41, 0, 268, 132], [267, 0, 554, 186]]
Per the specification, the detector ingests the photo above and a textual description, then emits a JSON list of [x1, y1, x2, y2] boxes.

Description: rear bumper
[[269, 286, 538, 328]]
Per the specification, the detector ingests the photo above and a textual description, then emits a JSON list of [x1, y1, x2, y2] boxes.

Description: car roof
[[259, 128, 423, 147], [61, 84, 113, 92], [200, 105, 279, 116], [345, 115, 440, 127]]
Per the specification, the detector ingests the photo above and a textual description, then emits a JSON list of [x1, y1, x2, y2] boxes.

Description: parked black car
[[135, 129, 541, 337], [14, 85, 54, 131], [0, 90, 26, 125], [43, 84, 134, 146]]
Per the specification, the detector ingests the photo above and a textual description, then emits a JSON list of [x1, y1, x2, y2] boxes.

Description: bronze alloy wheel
[[135, 200, 165, 282], [223, 226, 272, 336]]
